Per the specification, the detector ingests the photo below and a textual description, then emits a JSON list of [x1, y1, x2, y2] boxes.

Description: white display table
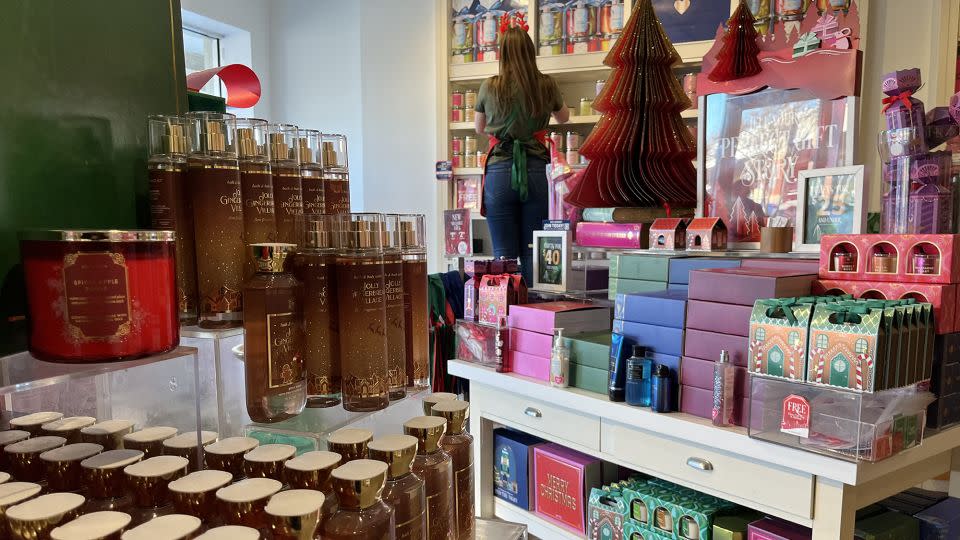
[[449, 360, 960, 539]]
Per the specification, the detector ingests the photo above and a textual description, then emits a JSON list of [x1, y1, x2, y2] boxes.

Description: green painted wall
[[0, 1, 187, 353]]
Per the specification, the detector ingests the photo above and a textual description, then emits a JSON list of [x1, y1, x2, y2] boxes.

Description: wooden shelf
[[452, 167, 483, 176], [494, 500, 583, 540], [450, 121, 475, 131], [552, 114, 601, 126]]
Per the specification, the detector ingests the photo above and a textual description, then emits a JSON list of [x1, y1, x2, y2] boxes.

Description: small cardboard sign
[[444, 209, 473, 258], [436, 160, 453, 180], [781, 394, 811, 438]]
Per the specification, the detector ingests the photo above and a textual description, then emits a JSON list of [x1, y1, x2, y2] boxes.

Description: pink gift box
[[509, 328, 553, 357], [740, 258, 820, 274], [508, 350, 551, 381], [575, 222, 650, 249], [685, 300, 753, 337], [688, 268, 816, 306], [680, 385, 748, 426], [533, 444, 604, 535], [813, 279, 957, 334], [680, 356, 749, 397], [683, 328, 750, 367], [819, 234, 960, 284], [507, 302, 610, 335]]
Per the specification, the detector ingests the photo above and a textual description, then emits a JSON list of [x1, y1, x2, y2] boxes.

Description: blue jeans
[[483, 157, 549, 287]]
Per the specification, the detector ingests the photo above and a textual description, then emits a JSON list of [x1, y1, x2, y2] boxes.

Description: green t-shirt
[[475, 76, 565, 165]]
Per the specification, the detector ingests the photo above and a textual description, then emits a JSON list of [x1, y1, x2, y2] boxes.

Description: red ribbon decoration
[[186, 64, 261, 108], [881, 90, 913, 113]]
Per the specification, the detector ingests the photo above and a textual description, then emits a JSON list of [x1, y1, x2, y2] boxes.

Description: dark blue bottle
[[625, 345, 651, 407], [651, 363, 673, 413]]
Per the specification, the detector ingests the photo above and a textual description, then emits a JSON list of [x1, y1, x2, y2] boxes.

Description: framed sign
[[794, 165, 866, 252], [444, 209, 473, 258], [698, 88, 857, 248], [532, 230, 572, 292]]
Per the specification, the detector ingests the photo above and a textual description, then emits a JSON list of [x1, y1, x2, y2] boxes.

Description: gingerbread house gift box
[[649, 218, 688, 250], [813, 279, 957, 335], [806, 303, 888, 392], [748, 300, 814, 381], [685, 217, 727, 251]]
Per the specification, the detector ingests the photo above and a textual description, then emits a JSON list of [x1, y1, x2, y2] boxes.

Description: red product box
[[683, 328, 750, 367], [680, 385, 749, 426], [507, 350, 550, 381], [680, 356, 749, 397], [478, 274, 528, 326], [819, 234, 960, 284], [813, 279, 958, 334], [688, 268, 816, 306], [533, 443, 605, 535], [508, 328, 553, 358], [685, 300, 754, 337], [507, 302, 610, 335]]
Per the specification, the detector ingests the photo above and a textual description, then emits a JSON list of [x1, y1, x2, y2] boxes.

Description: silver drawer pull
[[686, 457, 713, 471], [524, 407, 542, 418]]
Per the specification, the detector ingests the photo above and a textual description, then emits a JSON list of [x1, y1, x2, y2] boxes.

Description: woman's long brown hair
[[491, 26, 553, 119]]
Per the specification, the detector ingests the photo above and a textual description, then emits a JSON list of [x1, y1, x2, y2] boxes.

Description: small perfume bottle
[[41, 416, 96, 444], [193, 526, 260, 540], [422, 393, 458, 416], [268, 124, 304, 244], [323, 460, 395, 540], [161, 431, 219, 473], [80, 450, 144, 513], [265, 489, 325, 539], [625, 346, 652, 407], [120, 514, 202, 540], [650, 364, 673, 413], [242, 443, 297, 481], [123, 426, 178, 458], [40, 443, 104, 493], [432, 399, 475, 539], [236, 118, 277, 275], [712, 350, 735, 427], [400, 214, 430, 389], [123, 455, 190, 526], [216, 478, 284, 530], [404, 416, 455, 540], [5, 436, 67, 481], [80, 420, 134, 451], [298, 129, 327, 214], [0, 482, 42, 529], [382, 215, 408, 400], [367, 435, 426, 540], [203, 437, 259, 478], [550, 328, 570, 388]]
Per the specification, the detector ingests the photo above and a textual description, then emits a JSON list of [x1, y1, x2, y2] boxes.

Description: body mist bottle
[[383, 215, 407, 400], [242, 243, 307, 423], [236, 119, 277, 272], [550, 328, 570, 388], [299, 129, 327, 215], [335, 214, 389, 412], [712, 350, 734, 426], [289, 214, 341, 408], [148, 115, 197, 324], [269, 124, 303, 244], [403, 416, 455, 540], [431, 400, 474, 540], [324, 460, 395, 540], [400, 214, 430, 389], [185, 111, 245, 329], [367, 435, 426, 540], [321, 133, 351, 214]]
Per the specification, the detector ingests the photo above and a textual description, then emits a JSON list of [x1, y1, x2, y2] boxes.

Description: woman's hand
[[552, 105, 570, 124], [475, 112, 486, 134]]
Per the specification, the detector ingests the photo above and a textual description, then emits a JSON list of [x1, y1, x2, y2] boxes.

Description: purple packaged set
[[881, 68, 927, 156]]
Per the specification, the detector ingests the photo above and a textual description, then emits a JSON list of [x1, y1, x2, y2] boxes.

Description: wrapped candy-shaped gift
[[907, 152, 954, 234], [881, 68, 927, 157]]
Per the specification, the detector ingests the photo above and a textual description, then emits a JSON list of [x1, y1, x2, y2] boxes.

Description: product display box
[[608, 278, 667, 300], [533, 443, 605, 535], [570, 362, 610, 394], [854, 511, 919, 540], [494, 428, 546, 511], [565, 332, 612, 370], [588, 487, 627, 540], [464, 275, 481, 321], [915, 497, 960, 540], [680, 356, 749, 397], [623, 521, 672, 540], [932, 333, 960, 396], [748, 301, 814, 381], [609, 254, 680, 281], [508, 328, 553, 358], [507, 301, 610, 335], [612, 321, 684, 357], [649, 218, 687, 250], [576, 222, 650, 249], [713, 512, 763, 540], [668, 258, 742, 285], [619, 478, 736, 540], [812, 279, 958, 334], [686, 300, 753, 336], [928, 392, 960, 429], [507, 350, 550, 381], [683, 328, 750, 367], [615, 290, 688, 328], [689, 268, 816, 306], [747, 517, 811, 540], [456, 319, 503, 370], [818, 234, 960, 284], [478, 273, 528, 326], [806, 303, 885, 391], [681, 385, 748, 426]]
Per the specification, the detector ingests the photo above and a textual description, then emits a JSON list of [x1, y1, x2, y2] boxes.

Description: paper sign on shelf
[[444, 209, 473, 258]]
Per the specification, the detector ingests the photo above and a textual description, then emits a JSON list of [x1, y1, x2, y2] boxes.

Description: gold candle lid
[[265, 489, 324, 538], [403, 416, 447, 454], [430, 400, 470, 434], [41, 443, 104, 492], [326, 428, 372, 462], [367, 435, 418, 479], [162, 431, 219, 451], [121, 514, 202, 540], [282, 451, 341, 491], [51, 511, 132, 540], [6, 492, 86, 537], [42, 417, 96, 439], [195, 525, 260, 539], [124, 455, 189, 508], [242, 444, 296, 479], [0, 482, 42, 508], [81, 420, 135, 450], [0, 430, 30, 447], [421, 393, 458, 415], [10, 412, 63, 434], [330, 459, 388, 510], [81, 449, 144, 499], [216, 478, 283, 504]]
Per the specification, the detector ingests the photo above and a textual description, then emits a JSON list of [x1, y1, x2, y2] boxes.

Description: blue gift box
[[915, 497, 960, 540], [668, 283, 689, 292], [494, 428, 545, 510], [611, 320, 684, 357], [667, 258, 741, 285], [614, 290, 688, 329]]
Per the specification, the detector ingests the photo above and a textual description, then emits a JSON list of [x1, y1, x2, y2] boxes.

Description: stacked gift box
[[608, 253, 741, 300], [493, 428, 545, 511], [929, 333, 960, 428], [682, 268, 817, 425], [463, 258, 522, 323], [506, 301, 610, 381], [565, 332, 614, 394]]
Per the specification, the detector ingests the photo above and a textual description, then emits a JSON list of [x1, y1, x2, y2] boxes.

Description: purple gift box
[[507, 302, 610, 335], [926, 107, 959, 148], [614, 289, 688, 328], [667, 257, 741, 285], [680, 385, 748, 425], [688, 268, 816, 306], [680, 356, 749, 397], [685, 300, 753, 337], [915, 497, 960, 540], [747, 517, 812, 540], [882, 69, 927, 145], [740, 258, 820, 274], [907, 182, 954, 234], [683, 328, 749, 367], [611, 320, 684, 357]]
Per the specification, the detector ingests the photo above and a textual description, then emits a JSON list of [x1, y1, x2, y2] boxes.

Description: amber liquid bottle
[[324, 459, 395, 540], [237, 119, 277, 278], [185, 111, 245, 329], [335, 214, 389, 412], [242, 243, 307, 423], [400, 214, 430, 389], [148, 115, 198, 324], [368, 435, 426, 540], [299, 129, 327, 215], [322, 133, 351, 214], [289, 214, 340, 408], [432, 400, 474, 539], [383, 215, 407, 400], [404, 416, 456, 540], [270, 124, 304, 244]]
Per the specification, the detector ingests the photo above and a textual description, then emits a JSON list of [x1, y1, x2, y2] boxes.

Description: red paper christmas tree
[[565, 0, 697, 209], [708, 0, 762, 82]]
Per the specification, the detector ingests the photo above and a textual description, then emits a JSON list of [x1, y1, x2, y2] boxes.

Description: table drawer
[[601, 420, 813, 518], [479, 385, 600, 450]]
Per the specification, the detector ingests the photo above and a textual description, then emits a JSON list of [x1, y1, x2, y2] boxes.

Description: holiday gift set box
[[623, 522, 672, 540], [620, 479, 737, 540], [686, 299, 754, 337], [609, 253, 682, 282], [615, 290, 688, 328], [587, 487, 632, 540], [689, 268, 816, 306], [928, 391, 960, 429], [915, 497, 960, 539], [683, 328, 750, 367], [609, 278, 667, 300], [668, 257, 742, 285], [493, 428, 546, 511], [613, 320, 684, 357], [740, 258, 820, 274], [533, 443, 606, 535], [509, 327, 553, 358], [456, 319, 503, 370], [570, 362, 610, 394], [747, 300, 814, 381], [565, 332, 612, 370], [746, 517, 811, 540], [680, 385, 749, 426], [507, 350, 550, 381], [508, 301, 610, 335], [478, 274, 527, 325], [930, 332, 960, 396], [819, 234, 960, 284], [680, 356, 749, 397], [854, 510, 919, 540], [577, 222, 650, 249], [812, 279, 957, 334]]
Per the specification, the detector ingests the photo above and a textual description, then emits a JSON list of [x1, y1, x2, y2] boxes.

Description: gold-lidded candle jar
[[0, 482, 42, 537], [871, 252, 897, 273], [421, 392, 458, 416], [195, 525, 260, 540], [323, 459, 394, 540], [123, 427, 178, 458], [912, 252, 940, 275], [833, 252, 856, 272], [265, 489, 324, 539], [121, 514, 201, 540], [80, 449, 144, 512], [216, 477, 283, 530], [123, 456, 189, 525], [242, 444, 296, 481], [10, 412, 63, 436], [51, 511, 132, 540], [6, 492, 86, 540], [325, 428, 372, 462], [81, 420, 135, 451], [168, 469, 233, 519], [368, 434, 426, 540], [0, 431, 31, 471], [204, 437, 259, 478], [42, 417, 97, 444], [162, 431, 218, 472], [5, 435, 67, 481], [40, 443, 104, 492], [282, 450, 340, 529]]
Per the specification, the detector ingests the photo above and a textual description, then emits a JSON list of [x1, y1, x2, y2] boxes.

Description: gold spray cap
[[267, 123, 301, 165], [382, 214, 402, 252], [367, 435, 418, 480], [236, 118, 269, 160], [403, 416, 447, 454], [321, 133, 348, 171], [431, 399, 470, 434], [330, 459, 387, 510], [149, 115, 189, 156], [250, 243, 296, 273], [185, 111, 237, 157], [334, 213, 384, 251], [399, 214, 426, 251], [298, 214, 334, 250], [297, 129, 322, 166]]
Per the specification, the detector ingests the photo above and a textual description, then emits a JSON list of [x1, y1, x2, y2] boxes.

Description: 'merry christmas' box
[[533, 443, 605, 535]]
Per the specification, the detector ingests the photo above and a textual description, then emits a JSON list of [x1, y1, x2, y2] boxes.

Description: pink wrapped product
[[507, 301, 610, 335], [508, 350, 550, 381], [688, 268, 815, 306], [509, 328, 553, 357], [685, 300, 753, 337], [575, 222, 650, 249], [680, 356, 749, 397], [680, 385, 748, 426], [683, 328, 750, 367]]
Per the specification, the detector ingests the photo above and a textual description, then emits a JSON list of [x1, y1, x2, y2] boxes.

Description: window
[[855, 339, 868, 354], [183, 27, 223, 97], [788, 331, 800, 347], [754, 328, 766, 341], [816, 334, 828, 349]]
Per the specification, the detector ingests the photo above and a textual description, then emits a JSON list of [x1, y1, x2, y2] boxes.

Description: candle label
[[267, 312, 303, 389], [63, 252, 131, 342]]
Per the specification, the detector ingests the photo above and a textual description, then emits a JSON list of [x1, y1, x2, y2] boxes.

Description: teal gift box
[[566, 332, 613, 370], [588, 487, 626, 540]]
